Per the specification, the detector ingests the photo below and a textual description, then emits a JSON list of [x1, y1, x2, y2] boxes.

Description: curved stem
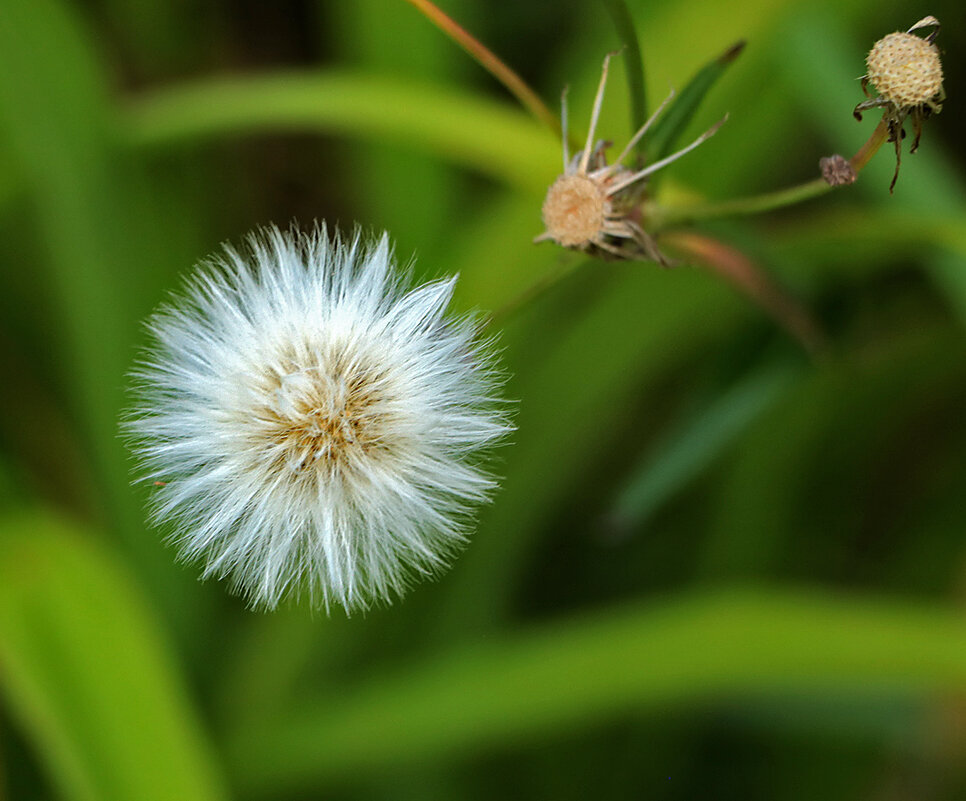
[[652, 117, 891, 230], [499, 121, 892, 328], [402, 0, 559, 135], [651, 177, 831, 229], [484, 257, 589, 329], [849, 117, 890, 172], [665, 232, 827, 356]]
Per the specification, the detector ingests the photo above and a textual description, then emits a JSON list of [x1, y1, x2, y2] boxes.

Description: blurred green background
[[1, 0, 966, 798]]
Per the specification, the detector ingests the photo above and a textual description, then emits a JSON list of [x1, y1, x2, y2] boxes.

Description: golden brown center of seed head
[[866, 31, 943, 107], [541, 174, 607, 247], [244, 355, 396, 481]]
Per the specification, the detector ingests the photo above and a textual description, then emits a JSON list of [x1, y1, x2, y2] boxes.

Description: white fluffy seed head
[[127, 224, 511, 613]]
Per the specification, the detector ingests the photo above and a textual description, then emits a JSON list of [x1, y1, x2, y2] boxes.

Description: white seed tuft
[[127, 224, 511, 613]]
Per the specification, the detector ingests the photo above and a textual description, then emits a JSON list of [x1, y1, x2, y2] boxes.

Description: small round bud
[[820, 154, 856, 186], [866, 30, 943, 108], [541, 174, 607, 247]]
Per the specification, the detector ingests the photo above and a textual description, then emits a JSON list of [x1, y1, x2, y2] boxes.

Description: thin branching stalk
[[496, 118, 889, 330], [651, 118, 891, 229], [649, 179, 832, 229], [485, 258, 590, 329]]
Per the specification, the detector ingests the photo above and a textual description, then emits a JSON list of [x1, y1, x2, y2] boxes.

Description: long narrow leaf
[[229, 588, 966, 795], [645, 40, 744, 164], [123, 72, 558, 192], [0, 0, 201, 622], [0, 512, 226, 801], [601, 0, 648, 145], [609, 357, 801, 531]]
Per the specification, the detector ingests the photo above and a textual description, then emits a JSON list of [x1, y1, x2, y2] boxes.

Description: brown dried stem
[[402, 0, 559, 135], [665, 232, 827, 356]]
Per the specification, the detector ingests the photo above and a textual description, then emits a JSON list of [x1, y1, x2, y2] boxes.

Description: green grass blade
[[0, 0, 202, 624], [229, 588, 966, 794], [609, 356, 801, 531], [434, 264, 742, 635], [0, 511, 226, 801], [601, 0, 647, 144], [0, 0, 122, 461], [124, 72, 558, 192], [645, 40, 745, 164]]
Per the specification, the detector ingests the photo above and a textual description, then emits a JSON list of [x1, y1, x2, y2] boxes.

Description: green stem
[[652, 177, 831, 229], [484, 256, 588, 329], [651, 116, 891, 230], [601, 0, 647, 150], [497, 120, 892, 329]]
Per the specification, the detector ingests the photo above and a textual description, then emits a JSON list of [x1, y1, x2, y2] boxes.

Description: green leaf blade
[[646, 40, 745, 164], [229, 588, 966, 794], [0, 512, 227, 801], [601, 0, 648, 144], [609, 357, 801, 530], [124, 72, 559, 193]]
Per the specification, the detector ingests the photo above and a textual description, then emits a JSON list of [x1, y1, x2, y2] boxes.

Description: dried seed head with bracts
[[535, 53, 726, 265], [854, 16, 945, 191]]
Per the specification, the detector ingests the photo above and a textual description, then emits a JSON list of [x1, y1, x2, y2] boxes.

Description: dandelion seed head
[[128, 224, 510, 613]]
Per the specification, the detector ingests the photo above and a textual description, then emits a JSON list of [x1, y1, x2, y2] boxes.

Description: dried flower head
[[128, 225, 510, 613], [535, 53, 726, 264], [854, 16, 945, 191]]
